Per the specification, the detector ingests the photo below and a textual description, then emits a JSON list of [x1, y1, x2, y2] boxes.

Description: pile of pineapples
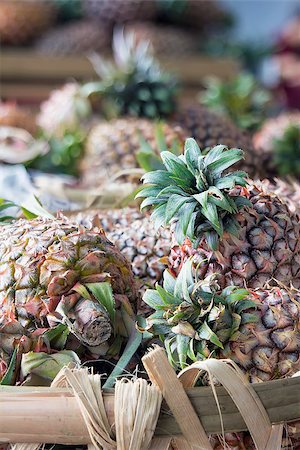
[[0, 0, 229, 57], [1, 27, 300, 450]]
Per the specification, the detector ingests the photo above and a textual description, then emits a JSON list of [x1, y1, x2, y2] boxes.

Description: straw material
[[178, 358, 283, 450], [11, 367, 162, 450]]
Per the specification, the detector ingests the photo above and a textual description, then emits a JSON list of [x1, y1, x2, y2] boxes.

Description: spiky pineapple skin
[[124, 22, 199, 56], [175, 103, 259, 177], [170, 183, 300, 289], [0, 216, 138, 368], [0, 102, 37, 135], [0, 0, 56, 45], [35, 20, 111, 56], [80, 118, 188, 187], [69, 207, 171, 292]]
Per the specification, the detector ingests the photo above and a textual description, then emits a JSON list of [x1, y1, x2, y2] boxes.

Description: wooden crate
[[0, 50, 240, 104]]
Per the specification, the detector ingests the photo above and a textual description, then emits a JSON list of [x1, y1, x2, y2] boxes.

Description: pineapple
[[258, 178, 300, 215], [0, 215, 139, 384], [175, 103, 259, 177], [37, 82, 91, 139], [124, 22, 199, 56], [201, 73, 271, 132], [68, 207, 171, 293], [0, 0, 56, 45], [253, 113, 300, 178], [83, 0, 156, 25], [142, 260, 300, 449], [83, 28, 178, 120], [80, 118, 187, 188], [35, 20, 111, 56], [138, 139, 300, 289], [0, 102, 37, 136]]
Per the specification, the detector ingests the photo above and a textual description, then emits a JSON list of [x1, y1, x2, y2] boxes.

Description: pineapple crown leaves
[[201, 73, 271, 131], [136, 122, 182, 172], [136, 138, 250, 249], [82, 28, 177, 119], [272, 124, 300, 176], [140, 259, 256, 371]]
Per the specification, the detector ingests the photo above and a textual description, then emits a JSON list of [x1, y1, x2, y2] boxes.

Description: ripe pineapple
[[258, 178, 300, 215], [69, 207, 171, 293], [84, 28, 177, 120], [138, 139, 300, 290], [175, 103, 259, 177], [0, 0, 56, 45], [80, 118, 187, 188], [35, 20, 111, 56], [83, 0, 156, 25], [124, 22, 199, 56], [0, 102, 37, 136], [142, 260, 300, 449], [253, 113, 300, 178], [0, 215, 139, 384]]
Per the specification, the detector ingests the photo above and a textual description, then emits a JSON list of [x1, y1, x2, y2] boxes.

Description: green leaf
[[0, 348, 18, 385], [206, 148, 244, 176], [165, 194, 189, 223], [43, 324, 70, 350], [161, 151, 195, 184], [141, 170, 175, 186], [143, 289, 167, 309], [184, 138, 201, 174], [103, 324, 143, 389], [176, 334, 190, 369], [198, 322, 224, 349], [86, 282, 115, 324], [151, 204, 167, 229]]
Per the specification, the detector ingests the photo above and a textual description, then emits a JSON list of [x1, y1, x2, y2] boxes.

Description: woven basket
[[1, 347, 299, 450]]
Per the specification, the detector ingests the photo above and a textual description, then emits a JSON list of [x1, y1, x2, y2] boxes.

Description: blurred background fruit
[[34, 20, 111, 56], [0, 0, 56, 45]]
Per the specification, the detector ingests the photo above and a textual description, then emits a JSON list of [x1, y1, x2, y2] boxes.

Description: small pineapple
[[0, 0, 56, 45], [35, 20, 111, 56], [83, 28, 178, 120], [201, 73, 271, 132], [124, 22, 199, 56], [138, 139, 300, 289], [0, 215, 139, 384], [83, 0, 156, 25], [175, 103, 259, 177], [0, 102, 37, 136], [80, 118, 187, 188], [253, 113, 300, 178]]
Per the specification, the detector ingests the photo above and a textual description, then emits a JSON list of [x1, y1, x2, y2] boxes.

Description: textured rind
[[69, 207, 171, 291], [80, 118, 188, 187], [170, 183, 300, 289], [0, 216, 138, 335], [35, 20, 111, 56], [175, 103, 259, 178]]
